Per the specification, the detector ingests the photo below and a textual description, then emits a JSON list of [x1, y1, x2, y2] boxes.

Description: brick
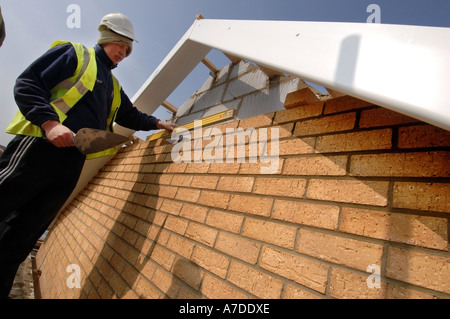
[[274, 101, 324, 124], [386, 284, 437, 299], [260, 247, 329, 293], [164, 215, 188, 235], [208, 162, 240, 174], [156, 185, 178, 198], [329, 267, 388, 299], [283, 156, 347, 176], [228, 194, 273, 217], [272, 123, 294, 138], [225, 143, 254, 161], [360, 107, 418, 128], [166, 234, 195, 259], [175, 187, 201, 203], [307, 179, 389, 206], [177, 285, 200, 299], [278, 137, 315, 155], [324, 95, 373, 114], [398, 125, 450, 149], [217, 176, 254, 193], [147, 210, 167, 227], [185, 162, 210, 174], [185, 222, 218, 247], [350, 152, 450, 177], [197, 190, 230, 210], [387, 247, 450, 294], [190, 175, 219, 189], [106, 236, 139, 266], [97, 278, 116, 298], [227, 261, 283, 298], [201, 273, 248, 299], [167, 163, 187, 173], [393, 182, 450, 213], [253, 177, 306, 198], [133, 276, 161, 298], [150, 144, 170, 156], [283, 284, 323, 299], [294, 112, 356, 136], [172, 257, 205, 290], [223, 127, 254, 148], [272, 199, 339, 230], [239, 158, 284, 175], [238, 113, 274, 129], [213, 120, 240, 133], [140, 163, 155, 174], [340, 207, 448, 250], [151, 268, 179, 299], [152, 163, 170, 173], [147, 244, 175, 271], [242, 218, 297, 249], [191, 246, 230, 279], [205, 209, 244, 233], [145, 195, 164, 211], [315, 129, 392, 153], [297, 229, 384, 271], [133, 256, 156, 283], [284, 88, 320, 109], [143, 225, 170, 247], [122, 228, 139, 246], [158, 199, 182, 215], [214, 232, 261, 264], [202, 141, 227, 163], [179, 203, 208, 223], [168, 174, 192, 187]]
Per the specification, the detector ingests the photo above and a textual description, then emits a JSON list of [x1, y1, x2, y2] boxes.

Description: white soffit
[[129, 18, 450, 132]]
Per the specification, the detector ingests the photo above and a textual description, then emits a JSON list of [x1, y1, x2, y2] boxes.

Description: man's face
[[103, 43, 130, 65]]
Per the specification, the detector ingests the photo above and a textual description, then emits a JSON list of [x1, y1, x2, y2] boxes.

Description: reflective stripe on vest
[[49, 41, 97, 119], [6, 41, 122, 159], [85, 76, 122, 160]]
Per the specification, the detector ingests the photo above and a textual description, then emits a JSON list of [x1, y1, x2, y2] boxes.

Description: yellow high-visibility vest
[[6, 40, 122, 159]]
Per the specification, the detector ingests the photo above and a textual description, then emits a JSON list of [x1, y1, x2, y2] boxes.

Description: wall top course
[[173, 61, 320, 133]]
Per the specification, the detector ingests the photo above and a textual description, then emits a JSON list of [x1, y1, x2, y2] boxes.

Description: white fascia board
[[188, 19, 450, 131]]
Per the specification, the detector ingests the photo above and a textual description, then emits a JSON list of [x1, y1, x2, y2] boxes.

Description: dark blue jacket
[[14, 43, 160, 133]]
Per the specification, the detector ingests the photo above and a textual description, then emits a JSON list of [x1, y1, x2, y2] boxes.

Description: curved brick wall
[[35, 95, 450, 299]]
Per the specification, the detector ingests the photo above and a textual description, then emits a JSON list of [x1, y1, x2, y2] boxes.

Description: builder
[[0, 12, 176, 298], [0, 6, 5, 47]]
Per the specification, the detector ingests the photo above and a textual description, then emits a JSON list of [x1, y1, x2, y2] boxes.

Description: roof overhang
[[120, 19, 450, 134], [64, 19, 449, 216]]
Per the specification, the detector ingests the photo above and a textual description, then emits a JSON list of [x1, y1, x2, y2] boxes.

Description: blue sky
[[0, 0, 449, 145]]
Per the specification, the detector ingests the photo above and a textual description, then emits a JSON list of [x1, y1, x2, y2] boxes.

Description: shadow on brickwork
[[81, 141, 174, 298]]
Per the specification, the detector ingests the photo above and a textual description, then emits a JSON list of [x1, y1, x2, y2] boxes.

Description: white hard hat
[[98, 12, 137, 42]]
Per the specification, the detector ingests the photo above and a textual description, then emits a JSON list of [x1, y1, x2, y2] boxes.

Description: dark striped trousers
[[0, 135, 85, 298]]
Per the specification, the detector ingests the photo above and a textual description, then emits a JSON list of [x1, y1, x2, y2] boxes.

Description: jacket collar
[[95, 44, 117, 70]]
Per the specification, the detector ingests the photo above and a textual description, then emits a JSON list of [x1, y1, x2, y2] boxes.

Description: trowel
[[73, 128, 129, 155]]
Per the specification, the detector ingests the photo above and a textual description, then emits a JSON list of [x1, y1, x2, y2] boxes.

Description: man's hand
[[157, 121, 178, 133], [42, 120, 76, 148]]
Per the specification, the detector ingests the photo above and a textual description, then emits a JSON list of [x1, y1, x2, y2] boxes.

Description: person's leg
[[0, 135, 42, 219], [0, 136, 85, 298]]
